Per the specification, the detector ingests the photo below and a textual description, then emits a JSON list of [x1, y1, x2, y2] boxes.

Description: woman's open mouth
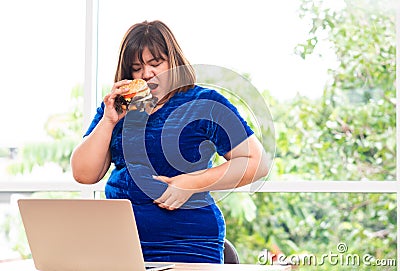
[[147, 83, 159, 91]]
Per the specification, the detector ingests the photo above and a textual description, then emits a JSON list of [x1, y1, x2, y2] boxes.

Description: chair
[[223, 239, 240, 264]]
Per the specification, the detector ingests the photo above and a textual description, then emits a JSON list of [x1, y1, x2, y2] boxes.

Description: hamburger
[[114, 79, 158, 113]]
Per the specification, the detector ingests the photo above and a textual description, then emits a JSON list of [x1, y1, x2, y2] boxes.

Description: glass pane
[[270, 0, 396, 181], [217, 192, 397, 270], [0, 1, 85, 182]]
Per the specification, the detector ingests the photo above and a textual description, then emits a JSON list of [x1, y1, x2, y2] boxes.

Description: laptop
[[18, 198, 174, 271]]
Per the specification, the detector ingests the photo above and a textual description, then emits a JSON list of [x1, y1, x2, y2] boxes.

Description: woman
[[71, 20, 269, 263]]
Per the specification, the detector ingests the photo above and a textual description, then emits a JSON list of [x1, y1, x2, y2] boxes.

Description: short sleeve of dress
[[83, 102, 105, 137], [204, 90, 254, 156]]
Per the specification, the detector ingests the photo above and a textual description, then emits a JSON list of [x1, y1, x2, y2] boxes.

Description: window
[[0, 0, 397, 268], [0, 0, 86, 182]]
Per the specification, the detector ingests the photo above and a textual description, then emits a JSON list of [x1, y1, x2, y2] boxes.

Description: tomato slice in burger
[[123, 92, 137, 99]]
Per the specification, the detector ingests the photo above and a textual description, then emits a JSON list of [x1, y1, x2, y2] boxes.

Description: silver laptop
[[18, 198, 174, 271]]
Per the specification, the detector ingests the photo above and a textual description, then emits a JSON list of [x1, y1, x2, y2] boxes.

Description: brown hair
[[114, 20, 196, 103]]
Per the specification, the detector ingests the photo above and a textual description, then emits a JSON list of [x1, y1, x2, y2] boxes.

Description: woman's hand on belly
[[152, 174, 197, 211]]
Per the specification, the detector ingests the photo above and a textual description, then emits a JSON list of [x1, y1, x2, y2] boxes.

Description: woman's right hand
[[103, 79, 132, 124]]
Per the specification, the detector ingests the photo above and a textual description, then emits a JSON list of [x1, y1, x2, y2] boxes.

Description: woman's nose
[[141, 66, 154, 81]]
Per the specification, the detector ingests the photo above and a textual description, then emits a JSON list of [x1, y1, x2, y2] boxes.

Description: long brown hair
[[114, 20, 196, 103]]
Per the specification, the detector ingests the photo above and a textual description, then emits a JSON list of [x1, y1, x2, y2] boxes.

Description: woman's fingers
[[168, 200, 183, 210], [103, 79, 133, 116], [154, 183, 193, 211], [111, 79, 132, 96], [103, 93, 114, 104], [154, 189, 170, 204], [156, 196, 182, 211], [112, 79, 132, 90], [154, 189, 172, 209]]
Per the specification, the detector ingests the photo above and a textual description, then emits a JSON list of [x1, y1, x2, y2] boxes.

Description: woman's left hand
[[152, 175, 196, 211]]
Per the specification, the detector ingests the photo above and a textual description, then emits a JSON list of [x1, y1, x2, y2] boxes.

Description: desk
[[0, 259, 291, 271]]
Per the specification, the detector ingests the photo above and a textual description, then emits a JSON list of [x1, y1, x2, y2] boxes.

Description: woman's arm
[[153, 134, 269, 210], [197, 134, 269, 190], [70, 80, 132, 184], [70, 119, 114, 184]]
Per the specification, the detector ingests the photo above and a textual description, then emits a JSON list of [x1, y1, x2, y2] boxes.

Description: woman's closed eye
[[131, 61, 162, 72], [150, 59, 164, 67]]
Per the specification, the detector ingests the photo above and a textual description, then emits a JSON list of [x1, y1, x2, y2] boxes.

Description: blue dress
[[84, 85, 253, 263]]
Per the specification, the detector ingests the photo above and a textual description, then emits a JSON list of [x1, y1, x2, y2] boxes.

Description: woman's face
[[131, 47, 170, 100]]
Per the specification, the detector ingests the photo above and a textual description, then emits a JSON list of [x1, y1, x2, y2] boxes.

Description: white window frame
[[0, 0, 397, 262]]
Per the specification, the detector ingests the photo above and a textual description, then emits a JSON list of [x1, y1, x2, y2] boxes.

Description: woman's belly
[[132, 203, 225, 242]]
